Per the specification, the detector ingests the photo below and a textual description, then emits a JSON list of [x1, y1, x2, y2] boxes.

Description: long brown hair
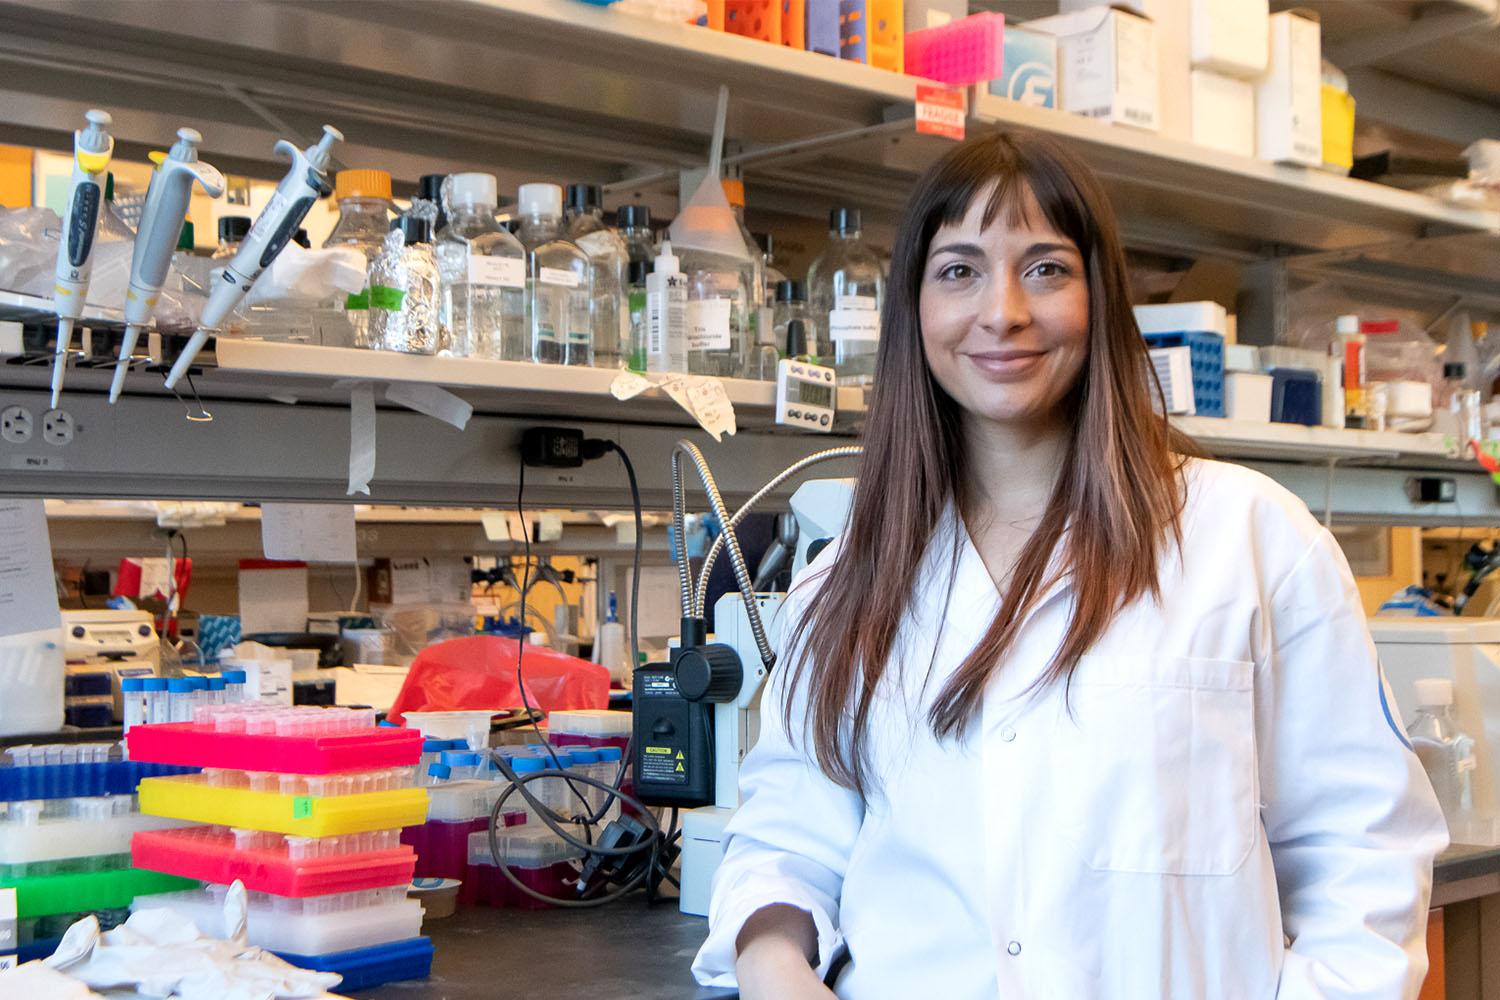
[[785, 127, 1191, 795]]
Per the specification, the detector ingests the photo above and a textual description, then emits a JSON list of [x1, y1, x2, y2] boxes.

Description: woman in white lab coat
[[692, 127, 1449, 999]]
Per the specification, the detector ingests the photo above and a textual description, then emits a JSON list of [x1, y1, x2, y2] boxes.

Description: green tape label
[[344, 289, 369, 310], [292, 796, 312, 819], [369, 285, 404, 311]]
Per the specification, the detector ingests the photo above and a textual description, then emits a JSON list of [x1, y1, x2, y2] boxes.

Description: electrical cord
[[487, 440, 672, 907]]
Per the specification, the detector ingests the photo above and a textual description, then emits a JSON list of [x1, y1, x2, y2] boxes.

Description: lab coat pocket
[[1053, 655, 1256, 876]]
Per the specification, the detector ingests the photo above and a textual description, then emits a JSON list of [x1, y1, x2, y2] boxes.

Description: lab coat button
[[1007, 941, 1021, 956], [1000, 727, 1016, 742]]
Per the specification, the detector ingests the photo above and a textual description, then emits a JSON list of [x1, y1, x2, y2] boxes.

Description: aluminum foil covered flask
[[368, 215, 441, 354]]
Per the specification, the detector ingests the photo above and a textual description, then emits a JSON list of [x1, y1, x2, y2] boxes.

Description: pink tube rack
[[132, 827, 417, 898], [127, 723, 422, 774], [904, 12, 1005, 86]]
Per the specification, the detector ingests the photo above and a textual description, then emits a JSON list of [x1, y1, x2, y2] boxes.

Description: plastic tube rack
[[1, 744, 197, 800], [136, 771, 429, 837], [129, 705, 430, 987], [1, 797, 194, 866], [131, 826, 416, 897], [2, 861, 195, 918], [127, 715, 421, 774], [132, 884, 424, 955]]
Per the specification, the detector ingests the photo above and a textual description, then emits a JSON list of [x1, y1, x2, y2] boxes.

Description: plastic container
[[3, 865, 195, 918], [402, 818, 486, 882], [132, 884, 424, 955], [0, 799, 192, 865], [273, 936, 434, 991], [126, 720, 421, 773], [323, 169, 393, 349], [136, 774, 430, 837], [435, 172, 526, 361], [0, 752, 197, 802], [903, 12, 1004, 85], [838, 0, 903, 71], [1141, 330, 1225, 418], [407, 877, 461, 919], [1269, 367, 1322, 426], [402, 711, 499, 751], [464, 828, 583, 909], [548, 709, 633, 749], [131, 826, 416, 897], [0, 628, 65, 738], [565, 183, 628, 369], [806, 0, 841, 56], [516, 182, 592, 366], [808, 208, 884, 386]]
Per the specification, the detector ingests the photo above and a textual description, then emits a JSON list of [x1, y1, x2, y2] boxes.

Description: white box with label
[[1028, 5, 1159, 131], [1191, 69, 1255, 158], [1256, 10, 1322, 165], [1190, 0, 1268, 78]]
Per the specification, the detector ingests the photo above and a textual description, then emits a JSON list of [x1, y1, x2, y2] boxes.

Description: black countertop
[[348, 902, 734, 1000]]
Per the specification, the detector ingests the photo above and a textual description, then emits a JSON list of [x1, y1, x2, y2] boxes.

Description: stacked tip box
[[127, 706, 432, 989], [1, 743, 199, 961]]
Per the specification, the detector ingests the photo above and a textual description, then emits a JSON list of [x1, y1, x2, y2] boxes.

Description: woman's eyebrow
[[928, 241, 984, 259]]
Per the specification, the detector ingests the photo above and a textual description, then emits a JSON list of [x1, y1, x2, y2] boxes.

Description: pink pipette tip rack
[[126, 707, 421, 774], [131, 826, 417, 897]]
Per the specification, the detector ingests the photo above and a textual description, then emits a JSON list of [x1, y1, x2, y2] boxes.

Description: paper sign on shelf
[[610, 371, 653, 401], [260, 503, 358, 564], [916, 84, 966, 140], [0, 499, 61, 638], [660, 375, 737, 442]]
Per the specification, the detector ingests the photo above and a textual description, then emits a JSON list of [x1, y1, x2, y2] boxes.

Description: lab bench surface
[[348, 902, 734, 1000]]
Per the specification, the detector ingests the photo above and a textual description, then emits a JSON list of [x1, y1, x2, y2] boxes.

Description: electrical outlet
[[42, 408, 74, 445], [1, 405, 32, 443]]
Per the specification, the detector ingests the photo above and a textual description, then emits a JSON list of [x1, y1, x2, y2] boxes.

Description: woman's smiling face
[[919, 182, 1091, 437]]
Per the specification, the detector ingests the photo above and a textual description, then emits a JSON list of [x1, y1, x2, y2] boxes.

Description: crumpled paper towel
[[0, 880, 341, 1000]]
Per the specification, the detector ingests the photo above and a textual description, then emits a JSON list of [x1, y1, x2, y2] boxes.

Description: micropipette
[[163, 124, 341, 391], [50, 109, 114, 407], [109, 127, 225, 403]]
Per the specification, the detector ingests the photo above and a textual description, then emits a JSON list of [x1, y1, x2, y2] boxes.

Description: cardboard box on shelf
[[989, 25, 1057, 108], [1028, 5, 1158, 131], [1256, 10, 1322, 166], [1190, 0, 1268, 78], [1060, 0, 1189, 141], [1191, 69, 1255, 158]]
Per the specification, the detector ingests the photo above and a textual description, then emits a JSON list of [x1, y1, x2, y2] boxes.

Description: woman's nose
[[978, 270, 1029, 334]]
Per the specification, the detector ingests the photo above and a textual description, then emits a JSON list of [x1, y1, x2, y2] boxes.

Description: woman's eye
[[937, 262, 976, 281], [1028, 260, 1070, 280]]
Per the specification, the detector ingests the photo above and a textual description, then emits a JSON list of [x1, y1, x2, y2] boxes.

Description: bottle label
[[539, 266, 581, 288], [836, 294, 877, 312], [575, 230, 622, 258], [344, 289, 370, 310], [829, 308, 880, 342], [369, 285, 405, 311], [686, 297, 732, 351], [468, 256, 524, 288]]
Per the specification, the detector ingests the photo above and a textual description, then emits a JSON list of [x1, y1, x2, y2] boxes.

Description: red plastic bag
[[386, 635, 610, 725]]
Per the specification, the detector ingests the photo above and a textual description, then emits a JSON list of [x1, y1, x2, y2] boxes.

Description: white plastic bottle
[[565, 183, 629, 370], [1407, 678, 1477, 826], [591, 591, 631, 688], [646, 241, 687, 373], [435, 172, 526, 361], [515, 183, 592, 366], [808, 208, 884, 386]]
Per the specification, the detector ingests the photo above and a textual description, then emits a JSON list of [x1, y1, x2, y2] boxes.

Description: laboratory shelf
[[125, 721, 423, 774]]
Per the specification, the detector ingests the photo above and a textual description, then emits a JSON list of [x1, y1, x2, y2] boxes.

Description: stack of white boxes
[[1021, 1, 1321, 165]]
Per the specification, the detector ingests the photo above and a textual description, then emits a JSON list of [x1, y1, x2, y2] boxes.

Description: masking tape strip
[[384, 382, 472, 430], [347, 381, 376, 497]]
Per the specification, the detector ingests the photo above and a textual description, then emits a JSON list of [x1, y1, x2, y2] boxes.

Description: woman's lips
[[964, 349, 1046, 377]]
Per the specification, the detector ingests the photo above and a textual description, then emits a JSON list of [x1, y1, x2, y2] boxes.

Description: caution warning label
[[642, 745, 687, 784]]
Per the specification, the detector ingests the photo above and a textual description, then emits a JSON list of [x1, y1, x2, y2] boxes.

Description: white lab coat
[[692, 458, 1448, 998]]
